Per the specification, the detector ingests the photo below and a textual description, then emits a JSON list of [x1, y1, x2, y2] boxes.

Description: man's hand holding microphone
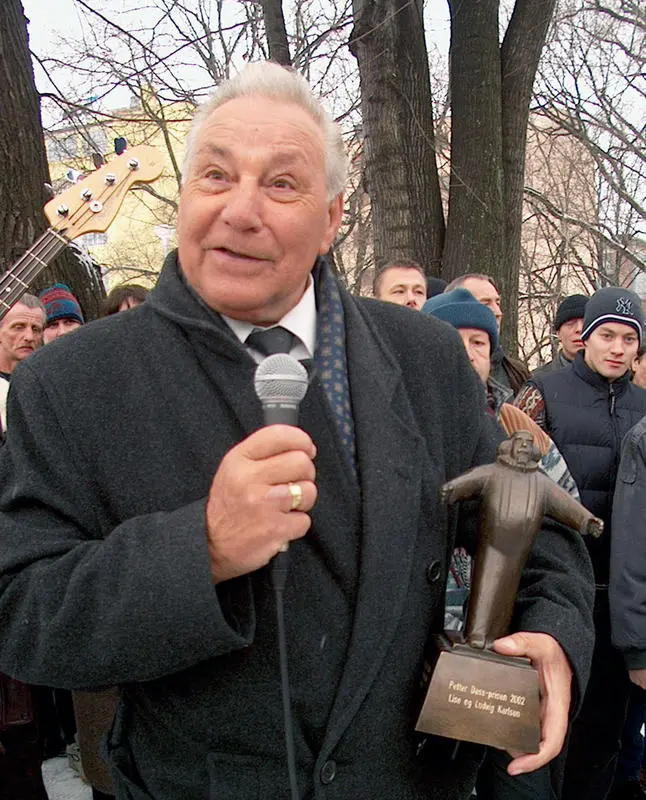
[[206, 353, 315, 583]]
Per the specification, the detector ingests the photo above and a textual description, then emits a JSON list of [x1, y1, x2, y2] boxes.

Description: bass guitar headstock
[[44, 145, 164, 241]]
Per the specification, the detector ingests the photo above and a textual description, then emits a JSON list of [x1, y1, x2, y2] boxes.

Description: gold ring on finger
[[287, 482, 303, 511]]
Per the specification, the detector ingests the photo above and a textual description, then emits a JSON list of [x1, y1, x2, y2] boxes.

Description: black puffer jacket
[[532, 352, 646, 583]]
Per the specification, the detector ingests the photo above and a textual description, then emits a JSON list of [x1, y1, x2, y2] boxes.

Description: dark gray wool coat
[[0, 253, 594, 800]]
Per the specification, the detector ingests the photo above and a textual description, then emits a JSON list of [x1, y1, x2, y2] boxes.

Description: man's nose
[[219, 181, 262, 230]]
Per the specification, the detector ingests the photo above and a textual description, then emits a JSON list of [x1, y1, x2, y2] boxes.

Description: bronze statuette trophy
[[416, 431, 602, 753]]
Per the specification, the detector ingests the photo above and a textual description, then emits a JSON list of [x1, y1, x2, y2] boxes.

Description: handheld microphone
[[253, 352, 310, 575], [253, 353, 309, 426]]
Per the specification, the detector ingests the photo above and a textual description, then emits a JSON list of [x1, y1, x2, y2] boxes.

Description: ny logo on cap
[[616, 297, 633, 315]]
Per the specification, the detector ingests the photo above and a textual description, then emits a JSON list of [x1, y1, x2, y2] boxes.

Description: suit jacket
[[0, 253, 594, 799]]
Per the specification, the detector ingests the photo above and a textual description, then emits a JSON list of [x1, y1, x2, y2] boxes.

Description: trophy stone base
[[415, 633, 540, 753]]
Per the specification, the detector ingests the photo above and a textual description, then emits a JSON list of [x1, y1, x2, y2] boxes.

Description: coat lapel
[[323, 297, 438, 748], [188, 326, 263, 438]]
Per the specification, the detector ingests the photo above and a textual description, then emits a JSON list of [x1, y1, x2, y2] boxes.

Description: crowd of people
[[0, 61, 644, 800]]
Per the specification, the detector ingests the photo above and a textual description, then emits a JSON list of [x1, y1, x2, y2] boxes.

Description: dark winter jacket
[[610, 414, 646, 669], [531, 352, 646, 583], [0, 253, 595, 800], [489, 345, 530, 396], [532, 351, 573, 378]]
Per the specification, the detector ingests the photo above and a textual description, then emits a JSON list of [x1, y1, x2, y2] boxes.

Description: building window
[[81, 233, 108, 247]]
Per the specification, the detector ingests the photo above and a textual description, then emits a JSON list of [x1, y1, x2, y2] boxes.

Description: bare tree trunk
[[0, 0, 104, 319], [500, 0, 556, 351], [444, 0, 556, 354], [350, 0, 445, 276], [262, 0, 291, 66], [443, 0, 504, 286]]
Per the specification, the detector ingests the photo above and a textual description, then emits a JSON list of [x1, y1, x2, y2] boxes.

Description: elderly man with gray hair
[[0, 63, 593, 799]]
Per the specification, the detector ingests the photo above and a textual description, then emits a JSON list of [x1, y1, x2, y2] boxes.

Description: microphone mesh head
[[254, 353, 309, 404]]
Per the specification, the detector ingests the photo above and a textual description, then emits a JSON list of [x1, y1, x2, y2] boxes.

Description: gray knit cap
[[581, 287, 644, 346]]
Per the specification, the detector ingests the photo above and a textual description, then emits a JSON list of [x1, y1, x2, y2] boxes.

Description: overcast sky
[[23, 0, 80, 55]]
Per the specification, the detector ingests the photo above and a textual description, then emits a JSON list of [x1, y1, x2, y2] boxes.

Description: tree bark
[[500, 0, 556, 351], [262, 0, 291, 66], [443, 0, 504, 286], [0, 0, 104, 320], [350, 0, 445, 276], [444, 0, 556, 354]]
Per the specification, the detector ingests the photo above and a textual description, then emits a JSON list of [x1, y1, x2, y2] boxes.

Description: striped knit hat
[[39, 284, 85, 326], [581, 287, 643, 346]]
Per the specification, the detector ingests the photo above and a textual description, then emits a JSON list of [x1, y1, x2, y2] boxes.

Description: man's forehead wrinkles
[[197, 142, 311, 176]]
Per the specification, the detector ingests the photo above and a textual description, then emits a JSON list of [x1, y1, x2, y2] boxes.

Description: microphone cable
[[254, 354, 310, 800], [271, 551, 300, 800]]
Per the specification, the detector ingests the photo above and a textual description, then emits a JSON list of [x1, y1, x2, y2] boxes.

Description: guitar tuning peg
[[92, 152, 106, 169], [43, 183, 55, 200]]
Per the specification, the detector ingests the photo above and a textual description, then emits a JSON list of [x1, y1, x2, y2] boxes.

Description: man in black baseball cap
[[533, 294, 588, 377]]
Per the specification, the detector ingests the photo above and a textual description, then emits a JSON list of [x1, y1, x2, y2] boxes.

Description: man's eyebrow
[[195, 144, 230, 162]]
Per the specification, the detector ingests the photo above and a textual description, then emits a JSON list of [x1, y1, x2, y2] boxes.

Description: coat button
[[320, 759, 337, 784], [426, 560, 442, 583]]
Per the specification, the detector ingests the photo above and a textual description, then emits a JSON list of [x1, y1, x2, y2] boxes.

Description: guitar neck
[[0, 228, 70, 320]]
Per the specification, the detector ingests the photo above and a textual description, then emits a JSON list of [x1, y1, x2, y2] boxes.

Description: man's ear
[[319, 194, 344, 255]]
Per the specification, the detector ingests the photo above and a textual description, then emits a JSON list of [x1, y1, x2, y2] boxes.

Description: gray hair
[[0, 294, 45, 329], [182, 62, 348, 201], [16, 293, 45, 313], [445, 273, 499, 293]]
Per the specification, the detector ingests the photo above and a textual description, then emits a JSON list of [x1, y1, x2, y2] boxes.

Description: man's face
[[0, 303, 45, 371], [376, 267, 427, 310], [511, 433, 534, 465], [460, 278, 502, 331], [584, 323, 639, 380], [632, 353, 646, 390], [458, 327, 491, 384], [43, 318, 82, 344], [177, 96, 343, 325], [557, 317, 584, 360]]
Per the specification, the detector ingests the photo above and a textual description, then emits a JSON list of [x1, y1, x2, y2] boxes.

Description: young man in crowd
[[516, 286, 646, 800], [39, 283, 84, 343], [632, 347, 646, 390], [0, 62, 594, 800], [533, 294, 588, 377], [372, 259, 428, 310]]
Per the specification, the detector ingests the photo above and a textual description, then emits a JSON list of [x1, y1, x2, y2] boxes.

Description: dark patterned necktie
[[246, 326, 295, 356]]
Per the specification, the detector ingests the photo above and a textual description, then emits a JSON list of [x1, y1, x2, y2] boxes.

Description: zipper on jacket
[[609, 383, 616, 416]]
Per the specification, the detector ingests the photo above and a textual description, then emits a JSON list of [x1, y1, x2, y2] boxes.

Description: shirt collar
[[222, 276, 317, 361]]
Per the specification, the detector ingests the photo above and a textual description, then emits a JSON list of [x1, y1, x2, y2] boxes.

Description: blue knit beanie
[[582, 286, 643, 346], [39, 284, 85, 326], [422, 288, 499, 350]]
